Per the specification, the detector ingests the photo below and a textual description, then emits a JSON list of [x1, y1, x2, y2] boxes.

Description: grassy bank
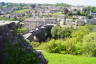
[[43, 52, 96, 64], [15, 9, 31, 13]]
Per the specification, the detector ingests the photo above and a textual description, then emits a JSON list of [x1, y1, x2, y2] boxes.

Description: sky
[[0, 0, 96, 6]]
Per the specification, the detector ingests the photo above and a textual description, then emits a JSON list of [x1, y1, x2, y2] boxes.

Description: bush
[[72, 24, 93, 42], [65, 38, 83, 55], [51, 25, 62, 38], [36, 42, 47, 50], [31, 42, 40, 48], [51, 25, 73, 39], [16, 27, 27, 34], [44, 39, 66, 54], [36, 25, 94, 56], [39, 38, 83, 55], [83, 32, 96, 56], [5, 43, 40, 64], [65, 25, 93, 55], [72, 43, 83, 55]]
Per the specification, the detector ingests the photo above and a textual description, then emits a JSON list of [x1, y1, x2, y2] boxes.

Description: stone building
[[23, 18, 58, 31]]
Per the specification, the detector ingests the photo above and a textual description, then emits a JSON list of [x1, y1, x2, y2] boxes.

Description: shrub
[[71, 24, 93, 42], [51, 25, 62, 38], [65, 38, 83, 55], [72, 43, 83, 55], [35, 25, 94, 56], [37, 42, 47, 50], [16, 27, 27, 34], [5, 43, 40, 64], [83, 32, 96, 56], [65, 25, 93, 55], [44, 39, 66, 54], [51, 25, 73, 39], [39, 38, 83, 55], [31, 42, 40, 48]]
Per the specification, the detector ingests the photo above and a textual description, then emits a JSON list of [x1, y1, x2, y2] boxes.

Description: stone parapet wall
[[0, 21, 47, 64]]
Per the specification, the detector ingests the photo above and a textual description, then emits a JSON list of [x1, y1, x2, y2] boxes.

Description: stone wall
[[0, 21, 47, 64], [26, 25, 54, 43], [0, 22, 18, 64]]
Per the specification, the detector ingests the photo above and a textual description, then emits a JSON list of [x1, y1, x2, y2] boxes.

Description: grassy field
[[15, 9, 31, 13], [43, 52, 96, 64], [49, 12, 64, 15]]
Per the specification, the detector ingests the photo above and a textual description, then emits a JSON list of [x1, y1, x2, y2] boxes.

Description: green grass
[[15, 9, 31, 13], [43, 52, 96, 64], [0, 17, 16, 21], [49, 12, 64, 15]]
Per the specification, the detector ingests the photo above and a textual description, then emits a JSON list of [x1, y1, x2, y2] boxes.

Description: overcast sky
[[0, 0, 96, 6]]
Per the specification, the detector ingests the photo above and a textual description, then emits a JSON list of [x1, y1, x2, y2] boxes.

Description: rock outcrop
[[0, 21, 47, 64]]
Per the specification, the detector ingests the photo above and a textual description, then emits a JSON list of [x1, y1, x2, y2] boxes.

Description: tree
[[64, 8, 69, 14], [51, 25, 62, 39], [51, 25, 73, 39]]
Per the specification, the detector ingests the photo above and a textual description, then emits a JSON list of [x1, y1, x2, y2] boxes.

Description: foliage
[[83, 32, 96, 57], [16, 27, 27, 34], [87, 15, 93, 19], [51, 25, 73, 39], [64, 8, 69, 14], [36, 42, 47, 50], [51, 25, 61, 38], [31, 42, 40, 48], [0, 2, 30, 8], [44, 39, 66, 54], [82, 7, 90, 16], [36, 25, 94, 56], [39, 39, 83, 55], [18, 17, 25, 22], [71, 24, 93, 42], [91, 7, 96, 13], [65, 38, 83, 55], [81, 6, 96, 16], [5, 43, 40, 64], [55, 3, 71, 7]]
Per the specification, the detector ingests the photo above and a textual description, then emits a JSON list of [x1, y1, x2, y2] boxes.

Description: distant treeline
[[38, 3, 71, 7], [0, 2, 71, 8], [0, 2, 31, 8]]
